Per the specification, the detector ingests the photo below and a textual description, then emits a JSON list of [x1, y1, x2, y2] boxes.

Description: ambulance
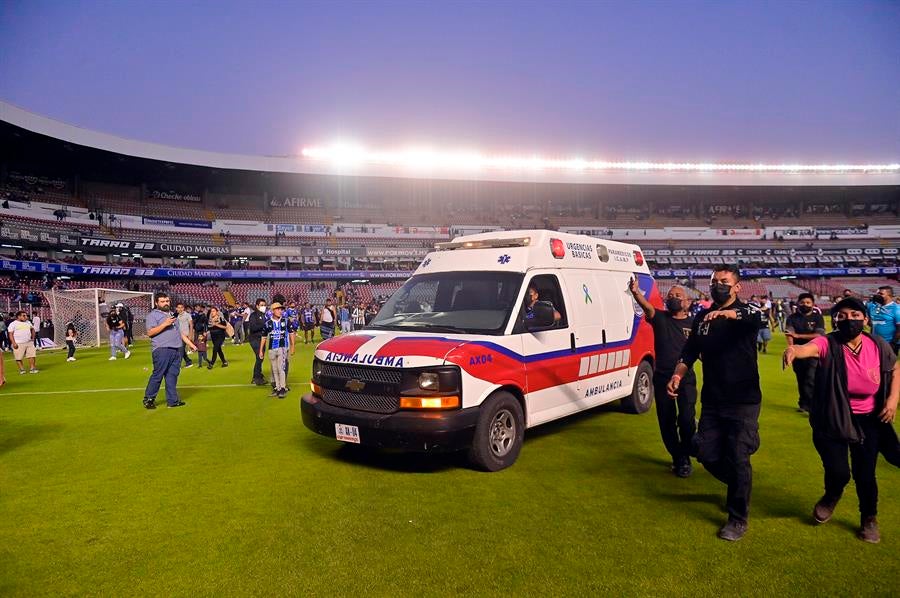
[[301, 230, 661, 470]]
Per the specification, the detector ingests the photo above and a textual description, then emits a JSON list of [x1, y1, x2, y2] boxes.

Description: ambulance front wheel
[[468, 391, 525, 472], [621, 361, 654, 414]]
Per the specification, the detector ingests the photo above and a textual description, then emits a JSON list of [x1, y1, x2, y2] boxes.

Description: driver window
[[518, 274, 568, 330]]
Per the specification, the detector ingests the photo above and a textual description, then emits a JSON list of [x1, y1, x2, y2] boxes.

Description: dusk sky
[[1, 0, 899, 163]]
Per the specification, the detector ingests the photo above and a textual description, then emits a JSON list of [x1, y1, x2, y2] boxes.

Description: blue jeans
[[109, 329, 127, 356], [145, 347, 183, 406]]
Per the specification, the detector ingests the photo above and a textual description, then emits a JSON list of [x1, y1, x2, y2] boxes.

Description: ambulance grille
[[320, 389, 398, 414], [319, 363, 402, 385]]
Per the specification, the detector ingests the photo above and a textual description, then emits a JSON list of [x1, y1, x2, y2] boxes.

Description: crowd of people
[[632, 272, 899, 544]]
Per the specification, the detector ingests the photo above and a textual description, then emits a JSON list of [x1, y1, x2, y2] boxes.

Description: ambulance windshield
[[368, 271, 525, 335]]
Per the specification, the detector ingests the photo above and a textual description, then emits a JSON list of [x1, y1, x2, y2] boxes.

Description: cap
[[831, 297, 867, 315], [270, 302, 283, 309]]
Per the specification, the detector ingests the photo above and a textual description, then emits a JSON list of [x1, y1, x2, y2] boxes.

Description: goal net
[[49, 288, 155, 348]]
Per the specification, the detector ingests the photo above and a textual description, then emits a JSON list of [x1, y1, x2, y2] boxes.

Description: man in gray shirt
[[175, 302, 195, 368], [144, 293, 197, 409]]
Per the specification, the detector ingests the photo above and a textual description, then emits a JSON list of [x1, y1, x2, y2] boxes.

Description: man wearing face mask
[[247, 297, 269, 386], [630, 279, 696, 478], [666, 264, 763, 541], [786, 293, 826, 413], [866, 286, 900, 354], [783, 297, 899, 543]]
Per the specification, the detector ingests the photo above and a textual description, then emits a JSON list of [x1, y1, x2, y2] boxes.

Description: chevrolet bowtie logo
[[345, 379, 366, 392]]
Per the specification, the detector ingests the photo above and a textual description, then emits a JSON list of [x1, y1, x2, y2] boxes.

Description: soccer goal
[[49, 288, 155, 348]]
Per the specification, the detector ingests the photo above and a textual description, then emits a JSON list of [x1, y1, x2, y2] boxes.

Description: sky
[[1, 0, 899, 163]]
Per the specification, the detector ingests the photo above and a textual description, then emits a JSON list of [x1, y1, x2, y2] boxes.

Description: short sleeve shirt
[[147, 309, 184, 351], [811, 335, 879, 414], [867, 301, 899, 344], [264, 317, 296, 350], [786, 311, 826, 345], [8, 320, 34, 344]]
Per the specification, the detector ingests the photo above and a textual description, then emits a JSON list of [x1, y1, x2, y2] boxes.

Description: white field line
[[1, 383, 256, 397]]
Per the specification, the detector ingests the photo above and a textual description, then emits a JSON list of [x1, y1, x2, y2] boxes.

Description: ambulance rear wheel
[[622, 361, 654, 414], [468, 391, 524, 472]]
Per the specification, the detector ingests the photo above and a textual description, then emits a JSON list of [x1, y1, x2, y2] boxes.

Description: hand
[[628, 277, 639, 295], [290, 347, 295, 356], [880, 399, 897, 424], [12, 343, 18, 350], [704, 309, 736, 322], [165, 316, 177, 326], [666, 375, 681, 398], [258, 351, 264, 360], [782, 346, 796, 369], [784, 331, 795, 338]]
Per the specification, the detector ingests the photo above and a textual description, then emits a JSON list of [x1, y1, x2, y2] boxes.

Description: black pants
[[792, 357, 817, 410], [693, 402, 761, 523], [208, 332, 227, 365], [653, 374, 697, 462], [249, 336, 264, 381], [66, 340, 76, 359], [125, 324, 134, 345], [182, 344, 193, 366], [813, 414, 881, 518]]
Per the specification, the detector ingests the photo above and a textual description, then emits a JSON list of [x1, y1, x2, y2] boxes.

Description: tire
[[467, 391, 525, 472], [621, 361, 654, 414]]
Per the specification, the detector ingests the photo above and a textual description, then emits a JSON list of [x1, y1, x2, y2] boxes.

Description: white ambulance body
[[302, 230, 661, 470]]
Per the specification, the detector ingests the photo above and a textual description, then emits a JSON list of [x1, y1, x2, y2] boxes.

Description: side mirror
[[525, 301, 556, 331]]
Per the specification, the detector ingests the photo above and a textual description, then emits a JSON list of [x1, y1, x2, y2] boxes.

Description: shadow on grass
[[523, 402, 624, 442], [0, 419, 64, 455]]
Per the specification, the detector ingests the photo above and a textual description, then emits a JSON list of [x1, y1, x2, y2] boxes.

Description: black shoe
[[858, 516, 880, 544], [143, 398, 156, 410], [718, 518, 748, 542], [813, 495, 839, 524], [207, 363, 214, 370], [277, 389, 286, 399], [167, 401, 186, 409], [221, 362, 229, 368], [269, 388, 280, 397], [674, 457, 693, 478]]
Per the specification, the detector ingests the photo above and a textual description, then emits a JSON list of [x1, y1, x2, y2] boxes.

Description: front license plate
[[335, 423, 361, 444]]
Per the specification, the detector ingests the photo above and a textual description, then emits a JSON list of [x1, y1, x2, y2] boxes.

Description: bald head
[[665, 285, 690, 314]]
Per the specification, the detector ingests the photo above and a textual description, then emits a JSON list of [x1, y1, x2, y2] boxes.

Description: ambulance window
[[596, 244, 610, 263], [522, 274, 568, 329]]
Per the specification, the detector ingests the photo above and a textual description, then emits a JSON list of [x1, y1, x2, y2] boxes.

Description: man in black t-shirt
[[667, 265, 763, 542], [629, 278, 696, 478], [785, 293, 826, 413]]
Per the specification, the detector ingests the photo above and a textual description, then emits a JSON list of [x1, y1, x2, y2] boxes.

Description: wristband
[[671, 374, 682, 383]]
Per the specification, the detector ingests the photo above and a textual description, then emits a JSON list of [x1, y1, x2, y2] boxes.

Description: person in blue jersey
[[524, 285, 560, 322], [259, 302, 296, 399], [300, 302, 316, 343], [867, 286, 900, 354], [285, 300, 299, 329]]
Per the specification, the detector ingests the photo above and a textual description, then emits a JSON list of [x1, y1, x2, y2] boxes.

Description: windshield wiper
[[398, 324, 470, 333]]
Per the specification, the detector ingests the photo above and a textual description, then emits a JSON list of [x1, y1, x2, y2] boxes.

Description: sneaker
[[277, 389, 286, 399], [109, 356, 117, 361], [167, 401, 187, 409], [29, 369, 38, 374], [67, 357, 76, 362], [185, 363, 194, 368], [221, 362, 229, 368], [269, 388, 280, 397], [18, 370, 25, 375], [207, 364, 214, 370], [857, 516, 880, 544], [124, 351, 132, 359], [813, 495, 839, 524], [717, 519, 748, 542], [674, 457, 693, 478], [143, 398, 156, 410]]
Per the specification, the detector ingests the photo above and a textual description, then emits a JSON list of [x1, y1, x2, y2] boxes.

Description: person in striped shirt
[[259, 302, 296, 399]]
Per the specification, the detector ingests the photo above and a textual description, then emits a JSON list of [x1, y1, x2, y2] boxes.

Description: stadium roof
[[2, 100, 899, 187]]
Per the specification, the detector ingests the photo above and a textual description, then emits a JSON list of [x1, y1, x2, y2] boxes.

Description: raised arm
[[628, 277, 655, 321]]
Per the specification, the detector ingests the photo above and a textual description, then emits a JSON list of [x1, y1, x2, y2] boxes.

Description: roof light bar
[[302, 145, 900, 174], [435, 237, 532, 251]]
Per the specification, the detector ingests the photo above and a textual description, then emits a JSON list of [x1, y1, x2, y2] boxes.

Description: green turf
[[1, 335, 898, 596]]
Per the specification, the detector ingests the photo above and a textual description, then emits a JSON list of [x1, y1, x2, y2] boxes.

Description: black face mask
[[871, 294, 886, 306], [798, 305, 813, 314], [835, 319, 865, 342], [665, 297, 683, 313], [710, 283, 732, 305]]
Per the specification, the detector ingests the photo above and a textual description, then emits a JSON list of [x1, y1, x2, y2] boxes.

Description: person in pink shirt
[[783, 297, 899, 544]]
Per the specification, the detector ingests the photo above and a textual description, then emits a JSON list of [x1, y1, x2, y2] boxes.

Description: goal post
[[49, 288, 154, 348]]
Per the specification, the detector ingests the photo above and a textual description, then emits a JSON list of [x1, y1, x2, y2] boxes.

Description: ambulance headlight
[[418, 372, 440, 390]]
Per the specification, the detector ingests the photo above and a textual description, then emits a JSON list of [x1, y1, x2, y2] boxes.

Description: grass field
[[1, 334, 898, 596]]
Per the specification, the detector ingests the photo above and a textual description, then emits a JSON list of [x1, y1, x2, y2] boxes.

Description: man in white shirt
[[8, 311, 38, 374]]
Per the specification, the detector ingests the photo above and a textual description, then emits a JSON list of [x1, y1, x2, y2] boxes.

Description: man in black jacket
[[667, 264, 763, 542], [247, 297, 268, 385]]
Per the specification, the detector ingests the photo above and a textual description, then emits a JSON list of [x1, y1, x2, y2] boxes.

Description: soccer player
[[668, 265, 763, 542], [301, 303, 316, 343]]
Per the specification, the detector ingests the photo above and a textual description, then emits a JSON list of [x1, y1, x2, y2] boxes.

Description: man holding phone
[[143, 292, 197, 410]]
